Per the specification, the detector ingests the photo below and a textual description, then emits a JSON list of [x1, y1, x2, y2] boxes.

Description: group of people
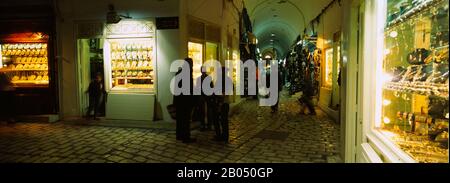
[[174, 58, 232, 144]]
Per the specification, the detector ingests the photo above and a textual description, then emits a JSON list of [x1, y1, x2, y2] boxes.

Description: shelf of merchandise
[[0, 69, 48, 72], [113, 77, 152, 80], [384, 81, 449, 99], [112, 67, 153, 71], [386, 0, 444, 29]]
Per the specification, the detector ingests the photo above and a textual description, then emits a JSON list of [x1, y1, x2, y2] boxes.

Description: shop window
[[105, 20, 156, 92], [324, 48, 333, 87], [188, 42, 203, 82], [376, 0, 449, 163], [0, 32, 50, 88]]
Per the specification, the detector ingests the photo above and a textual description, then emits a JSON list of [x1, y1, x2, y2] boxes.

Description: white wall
[[156, 29, 180, 122]]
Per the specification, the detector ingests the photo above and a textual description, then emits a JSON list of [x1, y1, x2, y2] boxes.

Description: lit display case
[[188, 42, 203, 81], [104, 20, 156, 93], [324, 48, 333, 87], [0, 33, 50, 87], [109, 39, 154, 90], [378, 0, 449, 163]]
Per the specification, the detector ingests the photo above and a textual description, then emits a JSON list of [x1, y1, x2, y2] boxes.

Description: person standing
[[299, 78, 316, 115], [0, 73, 16, 123], [86, 73, 106, 120], [214, 67, 233, 143], [198, 67, 214, 131], [175, 58, 196, 143], [268, 67, 283, 113]]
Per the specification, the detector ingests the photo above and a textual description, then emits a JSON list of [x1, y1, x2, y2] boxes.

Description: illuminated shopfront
[[0, 4, 59, 118], [357, 0, 449, 163], [103, 19, 157, 121]]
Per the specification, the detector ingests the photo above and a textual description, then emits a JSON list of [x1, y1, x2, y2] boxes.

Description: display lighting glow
[[380, 130, 397, 139], [446, 113, 449, 119], [383, 117, 391, 124], [374, 0, 388, 129], [265, 55, 271, 59], [0, 45, 2, 69], [384, 49, 391, 55], [381, 73, 393, 84], [382, 99, 392, 106], [389, 31, 398, 38]]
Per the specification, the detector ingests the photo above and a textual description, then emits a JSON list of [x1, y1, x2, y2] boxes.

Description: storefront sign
[[106, 20, 155, 37], [156, 17, 179, 30]]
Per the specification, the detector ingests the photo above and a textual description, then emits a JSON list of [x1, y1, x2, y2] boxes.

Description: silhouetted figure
[[214, 67, 233, 143], [197, 67, 214, 131], [299, 78, 316, 115], [175, 58, 196, 143], [86, 73, 106, 120], [0, 73, 16, 123], [268, 69, 283, 113]]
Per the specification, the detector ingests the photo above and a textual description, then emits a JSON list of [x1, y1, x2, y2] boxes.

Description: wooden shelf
[[384, 81, 449, 99], [113, 77, 152, 80], [112, 67, 153, 71], [0, 69, 48, 72]]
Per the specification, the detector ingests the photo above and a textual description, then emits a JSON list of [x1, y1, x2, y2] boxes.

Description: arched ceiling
[[244, 0, 332, 58]]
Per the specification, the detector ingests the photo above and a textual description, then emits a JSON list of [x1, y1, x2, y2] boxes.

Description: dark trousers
[[214, 103, 229, 141], [198, 97, 212, 129], [271, 98, 279, 112], [87, 94, 102, 118], [302, 96, 316, 114], [176, 98, 193, 140]]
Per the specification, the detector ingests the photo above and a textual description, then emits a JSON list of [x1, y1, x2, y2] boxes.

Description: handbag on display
[[407, 48, 431, 65]]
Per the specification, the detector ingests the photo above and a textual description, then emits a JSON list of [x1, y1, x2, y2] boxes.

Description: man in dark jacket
[[198, 67, 214, 131], [86, 73, 106, 120], [175, 58, 196, 143]]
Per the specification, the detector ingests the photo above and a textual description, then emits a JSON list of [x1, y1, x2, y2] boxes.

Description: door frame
[[74, 20, 105, 117]]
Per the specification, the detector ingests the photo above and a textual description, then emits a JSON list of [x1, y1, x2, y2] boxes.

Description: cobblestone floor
[[0, 92, 341, 163]]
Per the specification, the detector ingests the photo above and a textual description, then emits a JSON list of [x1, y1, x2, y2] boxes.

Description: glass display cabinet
[[376, 0, 449, 163], [0, 33, 50, 88]]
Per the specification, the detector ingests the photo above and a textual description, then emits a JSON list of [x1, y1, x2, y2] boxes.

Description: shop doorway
[[77, 38, 105, 118]]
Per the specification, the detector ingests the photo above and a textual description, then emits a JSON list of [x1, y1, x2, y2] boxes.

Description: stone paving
[[0, 92, 341, 163]]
